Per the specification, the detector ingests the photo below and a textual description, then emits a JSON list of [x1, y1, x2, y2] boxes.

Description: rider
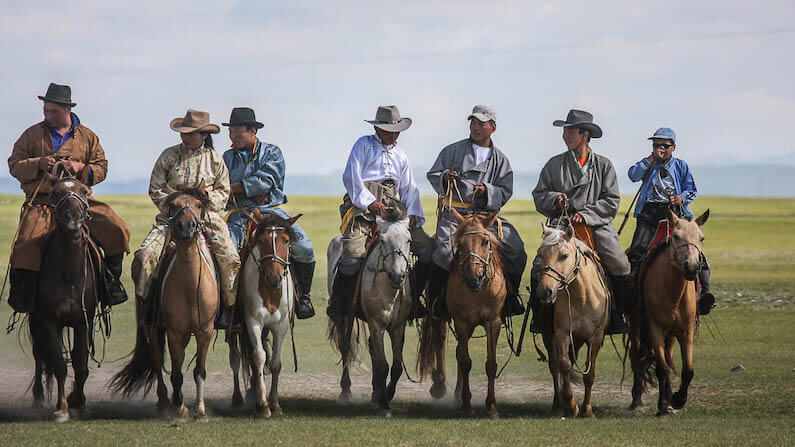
[[531, 109, 631, 334], [626, 127, 715, 315], [131, 109, 240, 328], [7, 82, 130, 313], [222, 107, 317, 320], [326, 105, 433, 325], [426, 105, 527, 320]]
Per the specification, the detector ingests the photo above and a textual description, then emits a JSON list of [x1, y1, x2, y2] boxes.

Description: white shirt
[[342, 134, 425, 225], [472, 143, 492, 166]]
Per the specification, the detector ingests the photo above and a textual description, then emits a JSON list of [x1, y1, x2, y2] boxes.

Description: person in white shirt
[[327, 105, 434, 325]]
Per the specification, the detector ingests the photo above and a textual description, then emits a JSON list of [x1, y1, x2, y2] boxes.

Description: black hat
[[38, 83, 76, 107], [553, 109, 602, 138], [222, 107, 264, 129]]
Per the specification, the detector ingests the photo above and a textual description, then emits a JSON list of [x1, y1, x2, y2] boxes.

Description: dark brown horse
[[628, 208, 710, 416], [418, 210, 506, 418], [30, 176, 99, 422]]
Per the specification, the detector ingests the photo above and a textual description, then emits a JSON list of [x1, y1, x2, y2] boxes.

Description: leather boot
[[409, 261, 430, 319], [104, 253, 129, 306], [528, 274, 545, 333], [606, 274, 632, 335], [7, 268, 35, 313], [293, 261, 316, 319], [426, 263, 450, 321], [326, 270, 356, 326], [697, 268, 716, 315], [502, 271, 525, 318]]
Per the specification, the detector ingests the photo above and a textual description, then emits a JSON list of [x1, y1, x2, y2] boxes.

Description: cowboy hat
[[222, 107, 264, 129], [38, 83, 76, 107], [365, 105, 412, 132], [553, 109, 603, 138], [170, 109, 220, 134]]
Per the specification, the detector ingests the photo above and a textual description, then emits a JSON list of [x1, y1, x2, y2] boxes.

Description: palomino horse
[[111, 188, 218, 419], [327, 214, 413, 415], [535, 224, 610, 418], [418, 210, 506, 418], [629, 208, 710, 416], [228, 210, 299, 417], [29, 176, 99, 422]]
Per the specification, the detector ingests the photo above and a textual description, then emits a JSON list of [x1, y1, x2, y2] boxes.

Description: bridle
[[455, 229, 496, 285], [167, 203, 206, 238], [539, 243, 583, 295], [373, 237, 410, 286], [50, 188, 91, 228], [252, 225, 291, 278]]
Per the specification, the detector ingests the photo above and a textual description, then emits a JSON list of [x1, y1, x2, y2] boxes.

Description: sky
[[1, 0, 794, 183]]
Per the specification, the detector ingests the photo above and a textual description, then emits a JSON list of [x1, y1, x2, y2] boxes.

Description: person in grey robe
[[530, 109, 631, 334], [425, 105, 527, 321]]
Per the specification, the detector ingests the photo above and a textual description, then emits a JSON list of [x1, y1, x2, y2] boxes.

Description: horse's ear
[[451, 207, 464, 223], [564, 224, 574, 241], [80, 185, 90, 196], [251, 208, 265, 223], [695, 209, 710, 226], [666, 207, 679, 225], [288, 213, 303, 226], [483, 212, 499, 229]]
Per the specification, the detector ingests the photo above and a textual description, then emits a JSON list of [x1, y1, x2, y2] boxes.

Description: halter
[[50, 189, 91, 227], [253, 225, 291, 276], [167, 204, 206, 237], [540, 244, 583, 293], [374, 237, 410, 278], [456, 230, 495, 284], [668, 237, 704, 274]]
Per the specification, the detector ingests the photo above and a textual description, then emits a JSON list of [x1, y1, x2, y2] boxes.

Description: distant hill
[[0, 164, 791, 198]]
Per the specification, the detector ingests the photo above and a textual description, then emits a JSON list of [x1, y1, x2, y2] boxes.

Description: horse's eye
[[559, 253, 569, 261], [672, 234, 681, 240]]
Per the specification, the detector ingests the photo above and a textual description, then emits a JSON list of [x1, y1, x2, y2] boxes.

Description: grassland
[[0, 194, 792, 446]]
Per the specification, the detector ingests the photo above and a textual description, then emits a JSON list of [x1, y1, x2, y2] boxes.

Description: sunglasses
[[652, 142, 674, 149]]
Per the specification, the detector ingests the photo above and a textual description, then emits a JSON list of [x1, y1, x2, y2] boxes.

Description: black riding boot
[[501, 271, 525, 318], [409, 261, 430, 319], [7, 268, 36, 313], [104, 253, 129, 306], [326, 270, 356, 326], [698, 268, 715, 315], [606, 274, 632, 335], [293, 261, 316, 320], [426, 263, 450, 321], [215, 304, 233, 330]]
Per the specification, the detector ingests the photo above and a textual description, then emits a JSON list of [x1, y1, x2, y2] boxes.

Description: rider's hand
[[555, 193, 568, 210], [443, 170, 459, 182], [571, 213, 585, 224], [38, 156, 54, 172], [368, 201, 387, 216], [65, 160, 85, 174], [669, 195, 683, 205]]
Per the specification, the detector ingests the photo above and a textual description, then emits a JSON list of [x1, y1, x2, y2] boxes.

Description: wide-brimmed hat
[[222, 107, 264, 129], [170, 109, 220, 134], [648, 127, 676, 142], [38, 83, 76, 107], [467, 105, 497, 123], [553, 109, 602, 139], [365, 105, 412, 132]]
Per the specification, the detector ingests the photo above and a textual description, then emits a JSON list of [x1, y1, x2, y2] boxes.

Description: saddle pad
[[573, 224, 598, 260], [646, 220, 672, 257]]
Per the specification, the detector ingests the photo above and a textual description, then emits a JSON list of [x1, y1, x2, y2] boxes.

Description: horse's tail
[[232, 325, 263, 384], [625, 305, 658, 392], [108, 322, 164, 398], [327, 316, 361, 366], [417, 317, 447, 380]]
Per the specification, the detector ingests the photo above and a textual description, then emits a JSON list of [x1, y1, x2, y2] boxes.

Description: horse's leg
[[650, 328, 673, 416], [30, 318, 45, 409], [338, 323, 353, 403], [147, 325, 169, 415], [193, 330, 211, 420], [369, 325, 390, 413], [42, 321, 69, 422], [628, 327, 645, 411], [430, 318, 448, 399], [543, 331, 561, 415], [67, 322, 89, 412], [166, 330, 189, 418], [268, 322, 287, 417], [580, 337, 602, 418], [455, 322, 474, 414], [484, 319, 501, 419], [556, 330, 578, 417], [672, 327, 695, 410], [386, 322, 406, 403], [228, 333, 244, 408], [247, 321, 271, 417], [367, 329, 380, 407]]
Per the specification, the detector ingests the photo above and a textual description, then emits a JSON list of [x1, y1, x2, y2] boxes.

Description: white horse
[[229, 211, 299, 417], [327, 215, 413, 415]]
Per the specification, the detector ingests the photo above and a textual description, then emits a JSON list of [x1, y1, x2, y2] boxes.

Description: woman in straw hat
[[131, 109, 240, 328]]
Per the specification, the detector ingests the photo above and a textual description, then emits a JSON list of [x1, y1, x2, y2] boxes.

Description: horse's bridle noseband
[[167, 204, 206, 237], [50, 189, 91, 227], [456, 230, 495, 284], [540, 244, 583, 293], [253, 225, 291, 275]]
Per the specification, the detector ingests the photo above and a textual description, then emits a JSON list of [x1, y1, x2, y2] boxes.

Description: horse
[[29, 175, 99, 422], [534, 224, 610, 418], [418, 210, 506, 419], [228, 210, 299, 417], [110, 188, 218, 419], [628, 208, 709, 416], [327, 214, 413, 415]]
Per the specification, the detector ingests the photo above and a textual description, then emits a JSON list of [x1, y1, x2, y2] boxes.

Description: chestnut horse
[[535, 224, 610, 418], [418, 210, 506, 418], [628, 208, 710, 416], [111, 188, 218, 419]]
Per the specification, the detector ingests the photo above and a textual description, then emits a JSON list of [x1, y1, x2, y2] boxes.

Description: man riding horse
[[626, 127, 715, 315], [131, 109, 240, 328], [531, 109, 631, 334], [222, 107, 317, 320], [425, 105, 527, 320], [326, 105, 433, 325], [7, 82, 130, 313]]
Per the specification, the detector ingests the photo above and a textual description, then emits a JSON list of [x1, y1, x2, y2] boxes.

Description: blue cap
[[648, 127, 676, 142]]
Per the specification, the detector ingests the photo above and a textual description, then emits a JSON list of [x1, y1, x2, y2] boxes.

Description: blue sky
[[2, 0, 794, 182]]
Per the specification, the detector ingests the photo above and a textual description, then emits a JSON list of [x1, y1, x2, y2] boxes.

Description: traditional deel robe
[[8, 119, 130, 271], [427, 138, 527, 275], [223, 140, 314, 262], [132, 143, 240, 306], [532, 150, 630, 276]]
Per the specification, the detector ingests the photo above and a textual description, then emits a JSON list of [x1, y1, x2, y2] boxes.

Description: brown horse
[[535, 224, 610, 418], [29, 176, 99, 422], [418, 210, 506, 418], [628, 208, 709, 416], [110, 188, 218, 419]]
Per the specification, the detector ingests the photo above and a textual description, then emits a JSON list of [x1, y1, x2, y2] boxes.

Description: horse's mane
[[453, 214, 503, 248], [540, 228, 593, 256], [255, 212, 296, 241], [164, 188, 211, 208]]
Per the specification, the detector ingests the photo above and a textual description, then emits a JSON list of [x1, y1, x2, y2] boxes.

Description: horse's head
[[164, 186, 209, 241], [667, 208, 709, 280], [535, 223, 582, 305], [374, 215, 412, 289], [252, 211, 301, 289], [48, 175, 90, 237], [451, 209, 501, 293]]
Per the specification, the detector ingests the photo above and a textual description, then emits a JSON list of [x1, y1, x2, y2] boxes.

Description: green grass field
[[0, 194, 793, 446]]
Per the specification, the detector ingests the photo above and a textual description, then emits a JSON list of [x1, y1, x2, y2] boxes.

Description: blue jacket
[[223, 140, 286, 209], [628, 157, 697, 218]]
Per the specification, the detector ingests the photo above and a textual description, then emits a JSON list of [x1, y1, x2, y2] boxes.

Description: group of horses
[[21, 175, 711, 422]]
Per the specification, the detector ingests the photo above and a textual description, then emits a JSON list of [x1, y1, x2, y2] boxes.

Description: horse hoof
[[270, 405, 283, 417], [378, 409, 392, 418], [656, 406, 674, 417], [256, 403, 271, 418], [338, 392, 353, 404], [194, 413, 209, 423], [430, 382, 447, 399], [671, 393, 687, 410], [581, 408, 595, 419], [54, 410, 69, 423], [628, 401, 644, 411], [173, 405, 188, 419], [66, 393, 86, 410], [485, 409, 498, 420]]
